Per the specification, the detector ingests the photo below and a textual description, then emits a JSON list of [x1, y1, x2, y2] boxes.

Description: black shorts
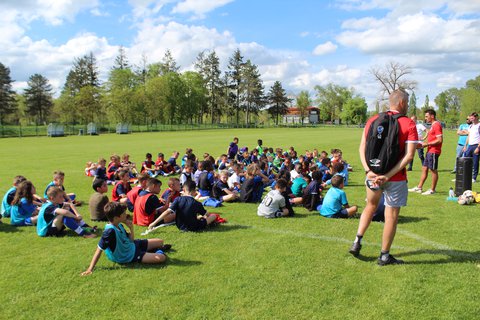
[[423, 152, 440, 170], [131, 239, 149, 263], [330, 209, 349, 219], [46, 225, 66, 237]]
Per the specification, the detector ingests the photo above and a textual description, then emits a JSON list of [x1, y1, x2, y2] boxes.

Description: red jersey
[[427, 121, 443, 155], [364, 111, 418, 181], [133, 193, 156, 226], [126, 186, 142, 206]]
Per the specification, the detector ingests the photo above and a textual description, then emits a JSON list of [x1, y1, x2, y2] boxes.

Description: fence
[[0, 121, 422, 138]]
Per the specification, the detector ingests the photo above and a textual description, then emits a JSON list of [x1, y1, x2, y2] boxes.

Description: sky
[[1, 0, 480, 109]]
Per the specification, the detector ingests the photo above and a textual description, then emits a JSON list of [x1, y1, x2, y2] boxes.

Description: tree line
[[1, 48, 374, 127]]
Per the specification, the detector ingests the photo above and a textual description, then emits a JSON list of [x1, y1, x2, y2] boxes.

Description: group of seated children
[[1, 172, 98, 238]]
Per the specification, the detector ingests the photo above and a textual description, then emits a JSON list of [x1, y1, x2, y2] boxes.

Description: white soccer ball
[[462, 190, 475, 205]]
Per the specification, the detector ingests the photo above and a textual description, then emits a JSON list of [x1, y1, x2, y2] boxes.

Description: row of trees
[[1, 48, 372, 126]]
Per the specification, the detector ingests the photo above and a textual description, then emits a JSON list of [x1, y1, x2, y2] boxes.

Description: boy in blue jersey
[[319, 175, 357, 218], [1, 175, 27, 218], [81, 202, 171, 276], [44, 170, 82, 206], [37, 187, 96, 238]]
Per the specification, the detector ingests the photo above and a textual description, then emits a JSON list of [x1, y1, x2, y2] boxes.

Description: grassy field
[[0, 127, 479, 319]]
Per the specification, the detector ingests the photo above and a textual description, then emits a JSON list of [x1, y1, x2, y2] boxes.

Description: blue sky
[[1, 0, 480, 110]]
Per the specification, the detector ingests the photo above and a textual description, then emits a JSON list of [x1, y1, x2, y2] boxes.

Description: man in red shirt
[[408, 109, 443, 195], [349, 89, 418, 266]]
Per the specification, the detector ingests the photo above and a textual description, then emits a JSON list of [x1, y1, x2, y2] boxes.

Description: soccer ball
[[459, 190, 475, 205]]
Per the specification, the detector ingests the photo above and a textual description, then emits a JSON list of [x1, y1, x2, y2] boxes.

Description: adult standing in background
[[452, 117, 471, 173], [349, 89, 417, 266], [408, 109, 443, 195], [463, 112, 480, 183], [407, 115, 427, 171]]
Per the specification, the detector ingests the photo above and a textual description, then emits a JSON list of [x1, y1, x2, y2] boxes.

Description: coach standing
[[349, 89, 418, 266], [463, 112, 480, 183]]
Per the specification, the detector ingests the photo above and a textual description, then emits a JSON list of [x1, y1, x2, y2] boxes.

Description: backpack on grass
[[365, 112, 405, 174]]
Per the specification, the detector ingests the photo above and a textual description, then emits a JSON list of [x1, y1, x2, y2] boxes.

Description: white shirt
[[468, 122, 480, 145], [227, 172, 240, 189], [416, 123, 427, 140]]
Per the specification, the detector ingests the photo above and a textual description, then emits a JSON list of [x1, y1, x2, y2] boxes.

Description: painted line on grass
[[396, 228, 451, 250], [244, 225, 478, 260]]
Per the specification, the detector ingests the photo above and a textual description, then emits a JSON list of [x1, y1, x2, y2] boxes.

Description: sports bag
[[365, 112, 405, 174]]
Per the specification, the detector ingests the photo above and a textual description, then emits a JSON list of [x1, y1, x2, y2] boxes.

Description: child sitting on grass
[[149, 180, 216, 232], [81, 202, 171, 276], [37, 187, 96, 238], [1, 175, 27, 218], [319, 175, 357, 218], [89, 178, 109, 222], [212, 170, 238, 202], [44, 170, 82, 206], [111, 169, 132, 203], [257, 179, 290, 218], [10, 180, 41, 226]]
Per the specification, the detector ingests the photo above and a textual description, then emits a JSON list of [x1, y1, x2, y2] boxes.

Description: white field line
[[243, 225, 478, 259]]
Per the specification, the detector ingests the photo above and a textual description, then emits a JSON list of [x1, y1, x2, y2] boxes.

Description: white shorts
[[381, 180, 408, 207], [365, 178, 408, 207]]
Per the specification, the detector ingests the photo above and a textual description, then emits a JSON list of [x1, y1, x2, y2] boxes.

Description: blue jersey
[[44, 182, 65, 199], [37, 201, 60, 236], [458, 123, 470, 146], [100, 224, 135, 264], [10, 198, 37, 226], [1, 187, 16, 218], [320, 187, 348, 217]]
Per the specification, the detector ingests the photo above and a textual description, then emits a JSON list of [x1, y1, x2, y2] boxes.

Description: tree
[[267, 81, 290, 125], [195, 50, 224, 123], [314, 83, 352, 122], [105, 68, 139, 124], [422, 95, 430, 113], [341, 96, 368, 124], [160, 49, 180, 75], [370, 61, 417, 98], [59, 53, 102, 123], [296, 91, 310, 125], [408, 91, 417, 117], [23, 74, 53, 125], [226, 49, 245, 125], [182, 71, 207, 124], [240, 59, 265, 125], [112, 46, 129, 70], [0, 62, 17, 124]]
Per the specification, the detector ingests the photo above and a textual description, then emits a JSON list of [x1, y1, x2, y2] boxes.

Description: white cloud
[[313, 41, 338, 55], [0, 0, 99, 25], [172, 0, 234, 18]]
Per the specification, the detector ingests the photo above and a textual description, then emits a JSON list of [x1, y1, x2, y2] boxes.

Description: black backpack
[[365, 112, 405, 174]]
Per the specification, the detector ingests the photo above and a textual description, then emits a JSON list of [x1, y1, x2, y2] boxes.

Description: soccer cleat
[[377, 254, 404, 266], [159, 244, 172, 251], [421, 189, 435, 195], [408, 186, 422, 193], [349, 242, 362, 257]]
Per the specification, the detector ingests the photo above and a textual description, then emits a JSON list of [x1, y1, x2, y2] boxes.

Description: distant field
[[0, 127, 479, 319]]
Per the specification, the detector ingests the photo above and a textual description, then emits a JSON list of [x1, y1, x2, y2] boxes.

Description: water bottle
[[449, 187, 454, 198]]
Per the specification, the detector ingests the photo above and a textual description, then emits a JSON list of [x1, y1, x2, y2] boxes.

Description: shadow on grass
[[207, 224, 252, 233], [397, 216, 429, 224], [96, 257, 202, 271], [395, 248, 480, 264], [0, 222, 23, 233]]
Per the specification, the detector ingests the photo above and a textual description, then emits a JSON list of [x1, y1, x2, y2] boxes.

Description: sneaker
[[408, 186, 422, 193], [349, 242, 362, 257], [421, 189, 435, 195], [159, 244, 172, 251], [377, 254, 404, 266]]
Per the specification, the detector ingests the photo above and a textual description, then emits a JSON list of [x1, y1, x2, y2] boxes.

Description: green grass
[[0, 127, 479, 319]]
